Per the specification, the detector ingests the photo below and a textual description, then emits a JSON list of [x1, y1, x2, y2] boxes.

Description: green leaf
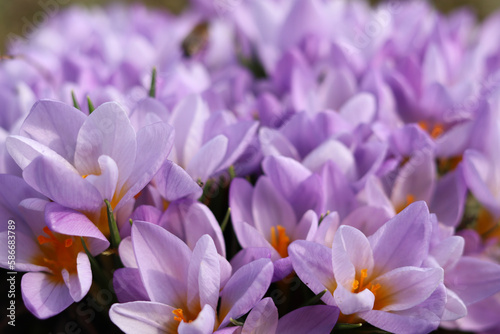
[[228, 165, 236, 180], [104, 199, 121, 249], [71, 91, 81, 110], [334, 323, 363, 330], [129, 218, 133, 226], [319, 211, 331, 224], [87, 96, 95, 114], [221, 207, 231, 232], [229, 318, 244, 326], [303, 289, 327, 306], [149, 67, 157, 98]]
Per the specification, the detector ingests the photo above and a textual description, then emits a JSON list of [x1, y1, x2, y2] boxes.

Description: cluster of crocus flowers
[[2, 0, 500, 333]]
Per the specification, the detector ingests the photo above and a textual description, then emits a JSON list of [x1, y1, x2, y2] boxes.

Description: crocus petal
[[113, 268, 149, 303], [19, 100, 86, 163], [272, 257, 293, 282], [374, 267, 444, 312], [23, 155, 102, 211], [84, 155, 119, 202], [230, 248, 272, 273], [186, 135, 228, 182], [184, 203, 226, 257], [155, 160, 202, 202], [21, 272, 74, 319], [259, 127, 301, 160], [288, 240, 336, 305], [45, 202, 109, 255], [109, 301, 178, 334], [218, 120, 259, 171], [178, 304, 216, 334], [75, 102, 137, 182], [118, 237, 137, 268], [229, 177, 255, 230], [262, 155, 311, 202], [293, 210, 318, 241], [332, 225, 374, 287], [369, 201, 431, 276], [61, 252, 92, 302], [132, 221, 191, 306], [334, 282, 375, 315], [276, 305, 339, 334], [339, 93, 376, 126], [219, 258, 274, 328], [429, 236, 464, 270], [187, 235, 220, 312], [252, 176, 296, 237], [442, 288, 467, 321], [241, 297, 278, 334], [446, 256, 500, 305], [302, 139, 355, 178], [115, 121, 174, 211]]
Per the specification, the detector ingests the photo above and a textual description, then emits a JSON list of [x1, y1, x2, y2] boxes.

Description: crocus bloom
[[109, 221, 273, 333], [0, 175, 109, 318], [6, 99, 174, 233], [214, 297, 339, 334], [289, 202, 446, 333]]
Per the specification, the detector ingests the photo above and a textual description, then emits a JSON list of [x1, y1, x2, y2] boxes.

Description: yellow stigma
[[351, 268, 381, 296], [172, 309, 192, 323], [270, 225, 291, 258], [418, 121, 444, 139], [396, 194, 415, 213], [82, 174, 88, 179]]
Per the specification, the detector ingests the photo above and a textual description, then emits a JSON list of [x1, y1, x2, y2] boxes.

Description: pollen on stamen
[[172, 309, 192, 323]]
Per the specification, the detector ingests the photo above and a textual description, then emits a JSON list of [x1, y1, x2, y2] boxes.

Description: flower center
[[396, 194, 415, 213], [351, 269, 381, 296], [34, 226, 83, 282], [172, 309, 193, 323], [270, 225, 290, 258], [477, 208, 500, 241], [418, 121, 444, 139]]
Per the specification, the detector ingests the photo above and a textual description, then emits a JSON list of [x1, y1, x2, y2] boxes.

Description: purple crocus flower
[[109, 221, 273, 333], [0, 175, 109, 319], [6, 99, 174, 233], [289, 202, 446, 333], [214, 297, 339, 334]]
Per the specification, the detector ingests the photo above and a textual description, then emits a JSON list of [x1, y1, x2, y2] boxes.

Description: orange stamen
[[172, 309, 192, 323], [270, 225, 291, 258], [82, 174, 88, 179]]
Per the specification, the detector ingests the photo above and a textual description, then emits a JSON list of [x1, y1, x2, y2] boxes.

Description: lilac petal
[[109, 301, 178, 334], [276, 305, 339, 334], [293, 210, 318, 241], [118, 237, 137, 268], [219, 255, 232, 289], [75, 102, 136, 182], [272, 257, 293, 282], [155, 160, 202, 202], [115, 121, 174, 211], [339, 93, 376, 126], [61, 252, 92, 302], [447, 256, 500, 305], [342, 206, 391, 237], [241, 297, 278, 334], [129, 98, 168, 130], [178, 304, 216, 334], [430, 169, 467, 227], [369, 201, 431, 276], [0, 174, 45, 217], [229, 177, 255, 230], [219, 258, 274, 328], [360, 284, 446, 334], [184, 203, 226, 257], [290, 174, 324, 219], [20, 100, 86, 163], [21, 272, 74, 319], [462, 150, 500, 215], [262, 155, 311, 202], [288, 240, 336, 305], [442, 288, 467, 321], [187, 235, 220, 312], [302, 139, 355, 177], [259, 127, 301, 160], [0, 229, 44, 272], [334, 282, 375, 315], [252, 176, 296, 237], [132, 221, 191, 306], [332, 226, 374, 286], [187, 135, 228, 182], [131, 205, 162, 225], [429, 236, 464, 270], [84, 155, 119, 202], [319, 162, 356, 219], [6, 135, 78, 170], [23, 155, 102, 211], [218, 120, 259, 170], [45, 202, 109, 255], [374, 267, 444, 311], [214, 328, 240, 334], [113, 268, 149, 303], [237, 222, 279, 259], [313, 212, 339, 247], [230, 248, 272, 273], [170, 95, 210, 166]]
